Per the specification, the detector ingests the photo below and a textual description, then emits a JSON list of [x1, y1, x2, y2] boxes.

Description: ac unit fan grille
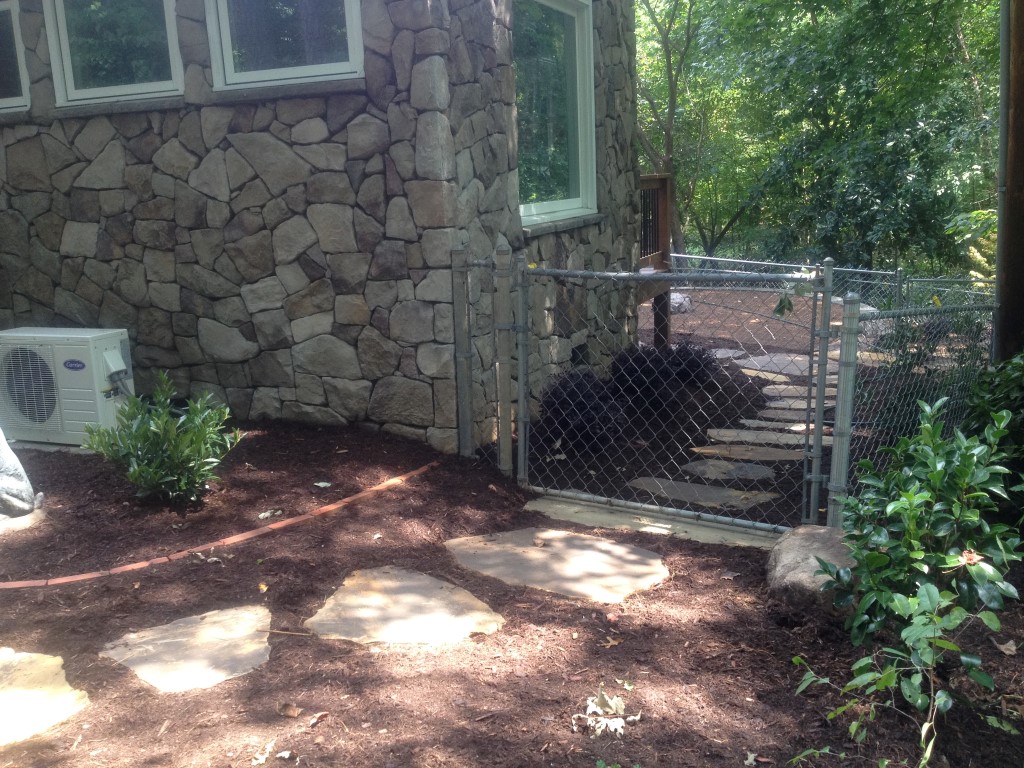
[[1, 346, 59, 426]]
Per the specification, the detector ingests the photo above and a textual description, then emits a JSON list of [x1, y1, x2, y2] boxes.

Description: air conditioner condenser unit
[[0, 328, 134, 446]]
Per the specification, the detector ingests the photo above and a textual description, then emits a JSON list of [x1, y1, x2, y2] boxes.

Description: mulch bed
[[1, 422, 1022, 767]]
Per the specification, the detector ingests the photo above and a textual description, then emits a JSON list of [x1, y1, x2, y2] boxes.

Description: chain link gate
[[512, 261, 837, 533]]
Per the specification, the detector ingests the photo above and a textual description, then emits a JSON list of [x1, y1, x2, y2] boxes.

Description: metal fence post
[[895, 267, 905, 309], [516, 254, 531, 488], [451, 245, 475, 458], [826, 293, 860, 528], [806, 258, 833, 522], [494, 246, 514, 476]]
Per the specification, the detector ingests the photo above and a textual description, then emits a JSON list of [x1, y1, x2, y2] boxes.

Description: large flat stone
[[627, 477, 778, 510], [690, 445, 805, 462], [100, 605, 271, 693], [304, 566, 503, 644], [740, 419, 829, 435], [740, 368, 791, 383], [0, 648, 89, 746], [758, 408, 814, 421], [744, 353, 838, 376], [526, 497, 779, 548], [766, 525, 854, 616], [680, 459, 775, 482], [708, 428, 833, 447], [762, 384, 837, 398], [445, 528, 668, 604], [765, 398, 835, 409]]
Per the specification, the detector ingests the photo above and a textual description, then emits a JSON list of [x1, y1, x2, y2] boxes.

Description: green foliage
[[796, 400, 1021, 766], [84, 372, 241, 503], [964, 352, 1024, 481], [823, 399, 1021, 645]]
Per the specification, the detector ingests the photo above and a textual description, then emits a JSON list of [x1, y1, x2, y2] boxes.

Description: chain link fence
[[490, 255, 996, 533], [516, 266, 830, 533], [825, 296, 996, 524]]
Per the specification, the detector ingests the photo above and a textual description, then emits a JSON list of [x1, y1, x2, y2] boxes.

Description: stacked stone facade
[[0, 0, 638, 454]]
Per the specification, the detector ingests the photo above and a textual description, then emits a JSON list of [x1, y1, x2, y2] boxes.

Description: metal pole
[[494, 246, 514, 476], [451, 246, 475, 458], [807, 258, 833, 523], [895, 267, 904, 309], [827, 293, 860, 528], [516, 254, 531, 488]]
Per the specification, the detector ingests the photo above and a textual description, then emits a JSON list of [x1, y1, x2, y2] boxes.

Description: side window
[[43, 0, 182, 105], [206, 0, 363, 89], [513, 0, 596, 223], [0, 0, 30, 112]]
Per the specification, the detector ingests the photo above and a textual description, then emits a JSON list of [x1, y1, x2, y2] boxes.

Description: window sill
[[207, 77, 365, 105], [521, 210, 604, 239]]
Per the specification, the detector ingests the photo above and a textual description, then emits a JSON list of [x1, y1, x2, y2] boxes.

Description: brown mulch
[[1, 423, 1022, 768]]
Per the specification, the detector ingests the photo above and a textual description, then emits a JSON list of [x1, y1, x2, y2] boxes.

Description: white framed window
[[42, 0, 183, 105], [513, 0, 596, 224], [0, 0, 30, 112], [205, 0, 363, 89]]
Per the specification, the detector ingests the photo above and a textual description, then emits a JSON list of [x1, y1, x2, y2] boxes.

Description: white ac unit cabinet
[[0, 328, 134, 445]]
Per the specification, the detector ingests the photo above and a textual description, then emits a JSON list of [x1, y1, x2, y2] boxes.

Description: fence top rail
[[858, 302, 999, 322], [671, 254, 815, 272], [526, 267, 818, 284], [907, 277, 996, 285]]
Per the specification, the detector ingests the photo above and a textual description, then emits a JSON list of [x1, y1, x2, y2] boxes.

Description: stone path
[[629, 347, 836, 522], [0, 497, 674, 743]]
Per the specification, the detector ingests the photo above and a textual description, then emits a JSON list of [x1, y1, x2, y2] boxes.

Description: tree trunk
[[995, 0, 1024, 361]]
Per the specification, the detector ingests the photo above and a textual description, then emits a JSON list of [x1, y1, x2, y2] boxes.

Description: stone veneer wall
[[0, 0, 638, 454]]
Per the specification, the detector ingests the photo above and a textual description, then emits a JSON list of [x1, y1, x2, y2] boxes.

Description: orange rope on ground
[[0, 460, 441, 590]]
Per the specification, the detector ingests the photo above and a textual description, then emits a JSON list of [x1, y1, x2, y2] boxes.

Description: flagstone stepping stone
[[740, 419, 825, 433], [0, 648, 89, 747], [761, 384, 838, 398], [445, 528, 668, 604], [304, 566, 503, 645], [745, 353, 838, 376], [827, 349, 897, 366], [708, 428, 833, 447], [100, 605, 271, 693], [628, 477, 778, 510], [691, 444, 805, 462], [758, 408, 819, 421], [713, 348, 748, 360], [680, 459, 776, 482], [740, 368, 791, 383], [0, 508, 45, 534], [766, 398, 835, 410]]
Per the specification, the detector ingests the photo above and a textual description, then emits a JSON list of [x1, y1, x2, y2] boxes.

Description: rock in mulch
[[101, 605, 271, 693], [766, 525, 853, 616], [446, 528, 669, 604], [0, 647, 89, 747], [304, 566, 504, 645]]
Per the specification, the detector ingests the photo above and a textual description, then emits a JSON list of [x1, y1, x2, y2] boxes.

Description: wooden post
[[640, 174, 673, 348]]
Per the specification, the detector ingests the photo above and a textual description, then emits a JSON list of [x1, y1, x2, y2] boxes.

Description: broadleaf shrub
[[537, 368, 624, 449], [608, 342, 714, 401], [964, 351, 1024, 505], [84, 371, 241, 503], [801, 399, 1023, 765]]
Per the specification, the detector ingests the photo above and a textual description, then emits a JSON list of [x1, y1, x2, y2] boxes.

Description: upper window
[[43, 0, 182, 105], [513, 0, 596, 223], [206, 0, 363, 89], [0, 1, 30, 112]]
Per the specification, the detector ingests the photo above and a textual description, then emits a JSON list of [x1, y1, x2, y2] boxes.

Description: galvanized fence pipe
[[827, 293, 861, 528], [451, 246, 475, 458], [806, 258, 834, 522], [494, 245, 514, 476], [516, 252, 531, 488]]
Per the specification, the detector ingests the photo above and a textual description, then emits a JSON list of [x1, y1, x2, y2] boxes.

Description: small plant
[[798, 399, 1022, 766], [84, 371, 241, 503]]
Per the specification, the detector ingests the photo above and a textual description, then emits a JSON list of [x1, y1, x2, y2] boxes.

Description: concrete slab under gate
[[303, 566, 503, 645], [526, 497, 778, 549], [0, 648, 89, 747], [445, 528, 669, 604], [628, 477, 778, 510]]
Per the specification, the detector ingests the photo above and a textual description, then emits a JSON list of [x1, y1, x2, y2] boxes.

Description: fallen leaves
[[992, 637, 1018, 656], [600, 636, 623, 649], [571, 683, 641, 738]]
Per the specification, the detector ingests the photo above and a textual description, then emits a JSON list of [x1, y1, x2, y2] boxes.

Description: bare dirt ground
[[2, 422, 1022, 768]]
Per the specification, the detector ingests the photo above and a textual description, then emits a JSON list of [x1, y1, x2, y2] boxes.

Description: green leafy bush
[[964, 352, 1024, 500], [800, 399, 1022, 765], [84, 371, 241, 503], [823, 398, 1021, 645]]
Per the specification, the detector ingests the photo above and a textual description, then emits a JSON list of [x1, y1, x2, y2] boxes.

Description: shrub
[[608, 342, 714, 402], [800, 399, 1022, 765], [537, 368, 624, 450], [84, 371, 241, 503], [964, 351, 1024, 498]]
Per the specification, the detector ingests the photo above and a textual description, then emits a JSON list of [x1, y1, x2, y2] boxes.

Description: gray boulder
[[0, 429, 43, 518], [765, 525, 853, 616]]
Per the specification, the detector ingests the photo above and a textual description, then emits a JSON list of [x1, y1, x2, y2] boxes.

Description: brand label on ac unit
[[63, 359, 86, 371]]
